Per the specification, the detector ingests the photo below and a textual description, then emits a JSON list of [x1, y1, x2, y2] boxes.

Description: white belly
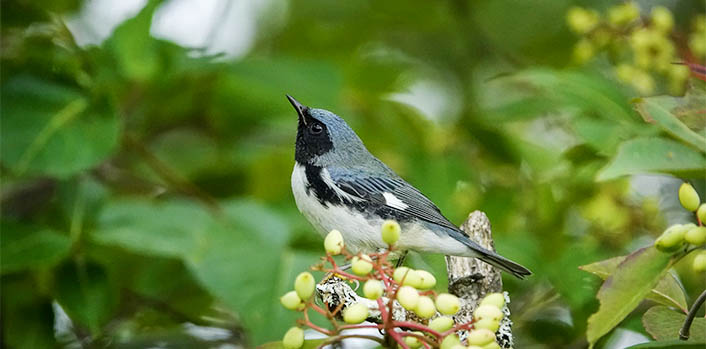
[[291, 163, 473, 257]]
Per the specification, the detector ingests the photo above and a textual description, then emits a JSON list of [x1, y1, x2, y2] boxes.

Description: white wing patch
[[383, 192, 408, 210], [321, 168, 363, 202]]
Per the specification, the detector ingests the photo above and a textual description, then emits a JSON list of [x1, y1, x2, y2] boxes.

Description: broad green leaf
[[642, 306, 706, 342], [586, 246, 673, 347], [1, 221, 72, 274], [579, 256, 687, 312], [572, 117, 626, 155], [92, 200, 211, 257], [636, 96, 706, 152], [55, 262, 118, 335], [106, 0, 161, 81], [597, 137, 706, 180], [626, 340, 706, 348], [0, 76, 120, 179]]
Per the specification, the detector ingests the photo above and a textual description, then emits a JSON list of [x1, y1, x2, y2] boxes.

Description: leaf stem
[[679, 288, 706, 340]]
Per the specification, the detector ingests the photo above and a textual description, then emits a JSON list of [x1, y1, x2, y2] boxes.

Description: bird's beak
[[286, 95, 309, 126]]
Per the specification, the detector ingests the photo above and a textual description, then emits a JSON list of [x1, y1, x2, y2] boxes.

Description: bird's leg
[[394, 250, 408, 268]]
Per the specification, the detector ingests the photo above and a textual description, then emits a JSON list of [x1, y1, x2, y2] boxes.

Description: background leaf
[[636, 96, 706, 152], [642, 305, 706, 342], [586, 247, 673, 347], [1, 221, 72, 274]]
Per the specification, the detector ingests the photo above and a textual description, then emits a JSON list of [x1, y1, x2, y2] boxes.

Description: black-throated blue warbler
[[287, 95, 531, 279]]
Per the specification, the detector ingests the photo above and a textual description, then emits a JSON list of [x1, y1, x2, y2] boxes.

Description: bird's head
[[287, 95, 368, 167]]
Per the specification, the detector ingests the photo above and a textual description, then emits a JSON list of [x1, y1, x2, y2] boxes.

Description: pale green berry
[[381, 220, 401, 245], [651, 6, 673, 33], [404, 332, 423, 349], [631, 70, 655, 95], [482, 342, 501, 349], [415, 296, 436, 319], [473, 305, 504, 323], [417, 270, 437, 289], [440, 334, 461, 349], [573, 39, 595, 64], [698, 204, 706, 224], [608, 2, 640, 26], [397, 286, 420, 310], [436, 293, 461, 315], [402, 269, 423, 288], [343, 303, 369, 324], [429, 316, 455, 332], [467, 328, 495, 346], [693, 251, 706, 273], [393, 267, 411, 284], [451, 346, 469, 349], [679, 183, 701, 211], [363, 279, 384, 300], [474, 317, 500, 332], [280, 290, 305, 310], [351, 254, 373, 275], [685, 226, 706, 246], [467, 347, 484, 349], [616, 64, 637, 83], [655, 224, 688, 252], [294, 272, 316, 300], [282, 327, 304, 349], [480, 293, 505, 308], [566, 7, 600, 34], [324, 230, 344, 255]]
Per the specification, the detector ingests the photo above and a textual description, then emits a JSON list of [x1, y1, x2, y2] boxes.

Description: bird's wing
[[327, 168, 459, 231]]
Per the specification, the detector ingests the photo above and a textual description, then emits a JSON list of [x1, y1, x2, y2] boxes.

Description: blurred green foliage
[[1, 0, 705, 348]]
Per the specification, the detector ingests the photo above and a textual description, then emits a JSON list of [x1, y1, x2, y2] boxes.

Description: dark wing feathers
[[331, 169, 459, 231]]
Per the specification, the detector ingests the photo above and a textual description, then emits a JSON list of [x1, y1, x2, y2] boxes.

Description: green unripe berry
[[573, 39, 595, 64], [415, 296, 436, 319], [482, 342, 501, 349], [697, 204, 706, 224], [566, 7, 599, 34], [402, 269, 423, 288], [679, 183, 701, 211], [608, 2, 639, 26], [324, 230, 344, 255], [429, 316, 455, 332], [616, 64, 637, 83], [393, 267, 411, 284], [416, 270, 437, 289], [480, 293, 505, 309], [693, 251, 706, 273], [343, 303, 369, 324], [436, 293, 461, 315], [655, 224, 688, 252], [440, 334, 461, 349], [451, 346, 469, 349], [363, 279, 384, 300], [404, 332, 423, 349], [282, 327, 304, 349], [474, 317, 500, 332], [294, 272, 316, 300], [467, 347, 484, 349], [281, 290, 305, 310], [351, 254, 373, 275], [397, 286, 420, 311], [467, 328, 496, 346], [381, 220, 401, 245], [685, 226, 706, 246], [474, 304, 504, 323], [651, 6, 674, 33]]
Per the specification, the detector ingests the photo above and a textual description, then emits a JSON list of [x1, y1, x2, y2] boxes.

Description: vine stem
[[679, 288, 706, 340]]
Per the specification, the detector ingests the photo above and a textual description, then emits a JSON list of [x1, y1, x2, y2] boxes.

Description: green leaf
[[1, 221, 72, 274], [55, 262, 118, 335], [579, 256, 687, 312], [0, 76, 120, 179], [1, 277, 56, 349], [106, 0, 162, 81], [586, 246, 673, 347], [625, 340, 706, 348], [642, 306, 706, 342], [597, 137, 706, 180], [635, 96, 706, 152]]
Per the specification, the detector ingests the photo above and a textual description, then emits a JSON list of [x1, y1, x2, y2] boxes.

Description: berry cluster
[[279, 220, 508, 349], [566, 3, 703, 95], [654, 182, 706, 272]]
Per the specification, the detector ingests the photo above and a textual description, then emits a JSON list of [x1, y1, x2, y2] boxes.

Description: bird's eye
[[310, 123, 323, 135]]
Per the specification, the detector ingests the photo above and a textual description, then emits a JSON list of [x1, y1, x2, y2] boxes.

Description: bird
[[287, 95, 531, 279]]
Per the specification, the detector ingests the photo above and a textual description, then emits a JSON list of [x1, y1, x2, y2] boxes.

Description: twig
[[679, 289, 706, 340]]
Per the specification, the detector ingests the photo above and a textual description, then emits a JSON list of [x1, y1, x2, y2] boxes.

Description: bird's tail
[[476, 250, 532, 279]]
